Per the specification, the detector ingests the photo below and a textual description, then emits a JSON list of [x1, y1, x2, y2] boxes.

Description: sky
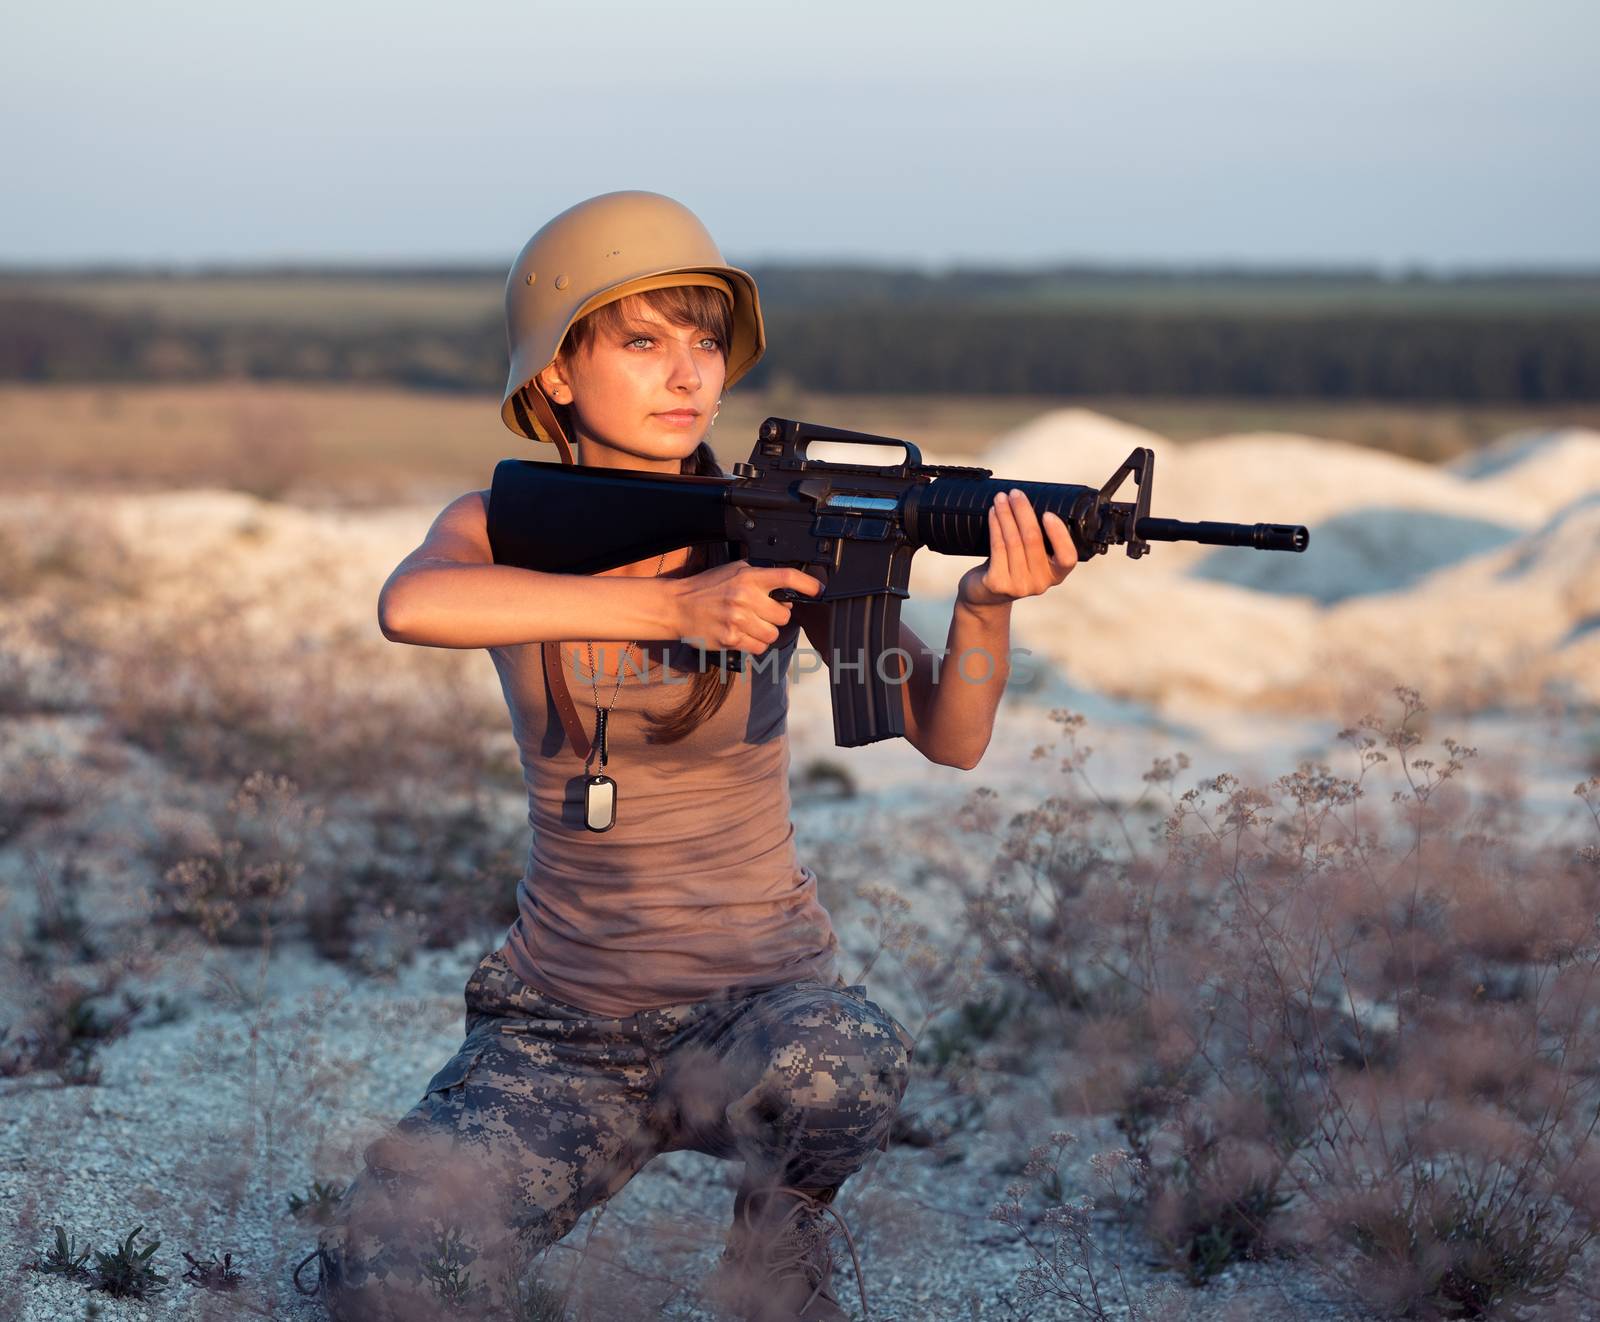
[[3, 0, 1596, 271]]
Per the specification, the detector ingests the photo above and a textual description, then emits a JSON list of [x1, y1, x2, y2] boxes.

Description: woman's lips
[[653, 410, 700, 425]]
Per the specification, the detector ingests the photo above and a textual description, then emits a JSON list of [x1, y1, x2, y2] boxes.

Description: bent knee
[[780, 1034, 911, 1113]]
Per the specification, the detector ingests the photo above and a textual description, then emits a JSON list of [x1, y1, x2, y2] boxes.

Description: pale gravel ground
[[1, 921, 1365, 1322]]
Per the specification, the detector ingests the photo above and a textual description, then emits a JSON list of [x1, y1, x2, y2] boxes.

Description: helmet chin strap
[[526, 383, 577, 466]]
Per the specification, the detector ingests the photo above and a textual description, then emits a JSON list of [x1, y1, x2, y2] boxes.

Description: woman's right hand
[[671, 562, 825, 656]]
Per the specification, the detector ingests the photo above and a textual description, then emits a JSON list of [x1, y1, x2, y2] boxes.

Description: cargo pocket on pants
[[364, 1041, 488, 1180], [420, 1041, 487, 1101]]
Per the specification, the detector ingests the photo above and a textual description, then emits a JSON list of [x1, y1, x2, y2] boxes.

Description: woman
[[295, 191, 1076, 1322]]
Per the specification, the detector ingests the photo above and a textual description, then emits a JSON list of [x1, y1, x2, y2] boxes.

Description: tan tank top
[[486, 607, 841, 1017]]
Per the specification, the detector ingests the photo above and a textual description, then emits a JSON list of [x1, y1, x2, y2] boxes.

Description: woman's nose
[[666, 343, 702, 392]]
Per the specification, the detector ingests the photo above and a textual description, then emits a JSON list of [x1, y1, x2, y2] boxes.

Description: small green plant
[[91, 1225, 168, 1299], [287, 1179, 347, 1223], [62, 990, 130, 1048], [138, 991, 190, 1028], [27, 854, 95, 954], [1159, 1167, 1290, 1286], [1, 972, 141, 1084], [29, 1224, 94, 1280], [1117, 1092, 1291, 1285], [0, 1026, 26, 1077], [57, 1039, 103, 1087], [924, 986, 1020, 1074], [181, 1248, 245, 1290], [422, 1223, 492, 1311], [988, 1131, 1183, 1320]]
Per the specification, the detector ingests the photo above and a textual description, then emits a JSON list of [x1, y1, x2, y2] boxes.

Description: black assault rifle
[[487, 417, 1310, 749]]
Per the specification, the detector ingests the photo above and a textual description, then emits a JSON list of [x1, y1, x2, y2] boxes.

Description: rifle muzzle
[[1136, 518, 1310, 552]]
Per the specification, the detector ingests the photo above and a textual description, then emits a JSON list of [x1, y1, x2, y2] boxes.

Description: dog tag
[[583, 774, 617, 832]]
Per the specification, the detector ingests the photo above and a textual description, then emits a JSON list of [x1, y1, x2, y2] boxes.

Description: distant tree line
[[760, 308, 1600, 400], [744, 263, 1600, 311], [2, 290, 1597, 402], [0, 296, 506, 393]]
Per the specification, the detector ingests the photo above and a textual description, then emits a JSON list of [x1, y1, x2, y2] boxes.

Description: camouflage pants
[[308, 947, 915, 1321]]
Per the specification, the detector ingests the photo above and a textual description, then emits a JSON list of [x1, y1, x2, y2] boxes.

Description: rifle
[[487, 417, 1310, 749]]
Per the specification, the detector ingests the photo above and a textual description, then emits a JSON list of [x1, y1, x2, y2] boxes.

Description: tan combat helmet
[[501, 191, 766, 464]]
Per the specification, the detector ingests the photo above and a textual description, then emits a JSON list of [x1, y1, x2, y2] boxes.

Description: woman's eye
[[626, 337, 654, 350], [697, 336, 721, 350]]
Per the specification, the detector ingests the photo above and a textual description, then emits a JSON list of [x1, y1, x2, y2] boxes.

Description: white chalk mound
[[965, 410, 1600, 713], [1445, 426, 1600, 518], [983, 408, 1178, 484]]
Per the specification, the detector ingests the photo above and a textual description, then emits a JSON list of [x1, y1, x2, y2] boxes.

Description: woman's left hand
[[956, 488, 1078, 609]]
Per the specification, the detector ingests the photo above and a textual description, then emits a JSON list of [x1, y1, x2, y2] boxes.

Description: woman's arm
[[378, 490, 822, 652], [377, 491, 685, 649]]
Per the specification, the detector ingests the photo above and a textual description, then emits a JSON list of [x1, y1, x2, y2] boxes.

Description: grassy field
[[9, 267, 1600, 326], [3, 382, 1598, 507], [2, 273, 506, 330]]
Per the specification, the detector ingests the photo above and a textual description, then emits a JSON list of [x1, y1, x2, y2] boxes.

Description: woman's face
[[538, 294, 727, 472]]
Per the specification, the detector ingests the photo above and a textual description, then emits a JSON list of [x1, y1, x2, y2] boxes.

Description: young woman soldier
[[295, 191, 1076, 1322]]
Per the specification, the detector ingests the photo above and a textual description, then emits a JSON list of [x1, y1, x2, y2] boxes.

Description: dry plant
[[165, 910, 366, 1306], [0, 848, 184, 1087], [0, 510, 144, 604], [0, 506, 507, 806], [2, 506, 521, 966], [987, 1130, 1187, 1320], [0, 951, 140, 1085], [853, 878, 1001, 1147], [951, 687, 1600, 1319], [0, 746, 84, 845], [152, 770, 320, 945], [223, 389, 314, 502], [84, 588, 501, 799], [305, 781, 525, 967]]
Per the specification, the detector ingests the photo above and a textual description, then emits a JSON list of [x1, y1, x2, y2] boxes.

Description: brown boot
[[703, 1183, 871, 1322]]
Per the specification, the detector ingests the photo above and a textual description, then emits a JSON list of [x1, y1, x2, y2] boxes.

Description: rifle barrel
[[1136, 517, 1309, 552]]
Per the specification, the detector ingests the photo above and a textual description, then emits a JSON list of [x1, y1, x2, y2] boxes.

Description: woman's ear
[[537, 362, 569, 402]]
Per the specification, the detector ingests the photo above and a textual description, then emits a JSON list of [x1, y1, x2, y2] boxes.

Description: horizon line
[[3, 258, 1598, 282]]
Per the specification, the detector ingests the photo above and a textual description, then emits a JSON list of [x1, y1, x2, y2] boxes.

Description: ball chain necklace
[[579, 548, 669, 832]]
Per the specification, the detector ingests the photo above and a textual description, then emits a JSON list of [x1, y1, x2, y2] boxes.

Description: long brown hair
[[549, 284, 740, 745]]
